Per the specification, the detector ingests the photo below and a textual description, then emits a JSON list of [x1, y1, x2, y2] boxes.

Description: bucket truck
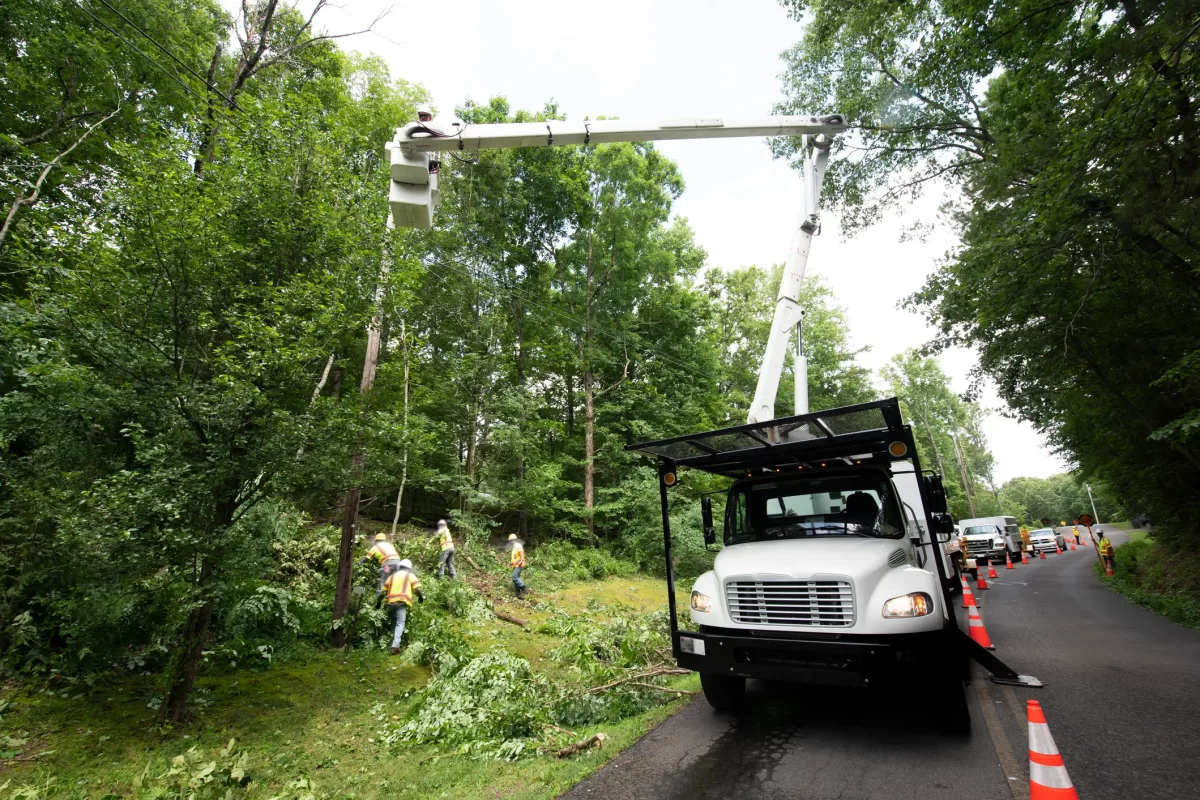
[[385, 109, 1042, 734]]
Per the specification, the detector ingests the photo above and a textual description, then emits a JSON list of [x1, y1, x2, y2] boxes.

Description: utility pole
[[952, 432, 978, 518], [1085, 483, 1102, 525]]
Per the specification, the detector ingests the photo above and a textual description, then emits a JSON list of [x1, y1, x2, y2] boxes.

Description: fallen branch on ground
[[493, 609, 529, 628], [583, 667, 691, 695], [556, 732, 606, 758], [544, 722, 578, 738], [464, 554, 481, 571], [624, 681, 696, 696]]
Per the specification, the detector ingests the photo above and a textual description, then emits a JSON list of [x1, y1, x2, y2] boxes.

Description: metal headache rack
[[626, 398, 909, 476]]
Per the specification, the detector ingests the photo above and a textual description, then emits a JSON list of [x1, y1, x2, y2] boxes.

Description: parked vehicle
[[958, 516, 1022, 562], [1029, 528, 1065, 553]]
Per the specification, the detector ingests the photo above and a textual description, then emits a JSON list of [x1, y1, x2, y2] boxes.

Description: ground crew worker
[[436, 519, 456, 579], [378, 559, 423, 654], [363, 532, 402, 589], [1072, 525, 1081, 545], [1099, 533, 1116, 571], [507, 533, 527, 597]]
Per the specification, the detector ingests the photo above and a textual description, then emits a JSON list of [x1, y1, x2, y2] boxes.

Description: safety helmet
[[398, 559, 413, 570], [508, 534, 518, 541], [437, 519, 448, 528], [374, 533, 388, 542], [416, 104, 433, 120]]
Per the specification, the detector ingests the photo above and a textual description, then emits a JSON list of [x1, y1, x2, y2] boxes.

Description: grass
[[0, 574, 697, 799], [1096, 535, 1200, 630]]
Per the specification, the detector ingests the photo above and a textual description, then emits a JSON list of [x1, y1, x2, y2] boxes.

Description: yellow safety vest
[[1072, 526, 1079, 536], [439, 529, 454, 551], [1099, 538, 1114, 557], [368, 541, 400, 564], [384, 570, 420, 606], [510, 544, 526, 568]]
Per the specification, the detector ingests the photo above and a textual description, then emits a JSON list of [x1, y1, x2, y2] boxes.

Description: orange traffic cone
[[960, 575, 977, 608], [976, 569, 989, 590], [1006, 551, 1015, 570], [1055, 542, 1062, 555], [1028, 700, 1079, 799], [988, 562, 999, 579], [1069, 541, 1076, 551], [1021, 550, 1029, 565], [1105, 561, 1114, 577], [1039, 547, 1047, 559], [967, 606, 994, 649]]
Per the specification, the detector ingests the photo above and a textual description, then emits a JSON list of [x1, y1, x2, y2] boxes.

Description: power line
[[91, 0, 244, 112], [69, 0, 249, 136]]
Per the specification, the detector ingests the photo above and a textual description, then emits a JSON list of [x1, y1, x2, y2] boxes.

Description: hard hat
[[416, 104, 433, 118], [374, 533, 387, 542], [508, 534, 518, 541], [437, 519, 448, 527], [399, 559, 413, 570]]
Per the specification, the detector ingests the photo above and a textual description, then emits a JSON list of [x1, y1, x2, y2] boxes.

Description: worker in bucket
[[377, 559, 423, 654], [435, 518, 456, 579], [507, 534, 527, 597], [363, 532, 402, 589]]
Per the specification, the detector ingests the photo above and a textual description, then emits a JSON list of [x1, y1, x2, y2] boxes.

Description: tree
[[774, 0, 1200, 542]]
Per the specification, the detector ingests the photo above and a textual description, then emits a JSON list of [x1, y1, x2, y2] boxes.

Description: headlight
[[690, 591, 712, 613], [883, 592, 933, 618]]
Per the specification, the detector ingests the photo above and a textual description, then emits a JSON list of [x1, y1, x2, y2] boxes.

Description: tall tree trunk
[[331, 272, 386, 648], [583, 367, 595, 541], [565, 371, 575, 437], [390, 321, 410, 537]]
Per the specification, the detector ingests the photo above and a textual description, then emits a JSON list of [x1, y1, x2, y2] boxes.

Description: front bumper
[[676, 627, 953, 688], [1031, 540, 1058, 552]]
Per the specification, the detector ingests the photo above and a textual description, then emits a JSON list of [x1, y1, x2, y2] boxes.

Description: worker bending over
[[436, 519, 456, 579], [507, 534, 527, 598], [363, 532, 402, 589], [378, 559, 423, 654]]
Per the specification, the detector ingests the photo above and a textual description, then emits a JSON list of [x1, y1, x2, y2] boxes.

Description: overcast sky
[[259, 0, 1067, 483]]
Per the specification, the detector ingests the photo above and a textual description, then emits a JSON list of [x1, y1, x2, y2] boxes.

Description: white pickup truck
[[629, 399, 1041, 735], [959, 516, 1022, 563]]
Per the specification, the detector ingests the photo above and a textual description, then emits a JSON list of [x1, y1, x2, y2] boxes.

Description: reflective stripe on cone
[[960, 575, 977, 608], [988, 562, 999, 579], [967, 606, 994, 649], [1028, 700, 1079, 799], [1006, 552, 1015, 570]]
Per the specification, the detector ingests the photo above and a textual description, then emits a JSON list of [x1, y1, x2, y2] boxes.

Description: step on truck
[[628, 398, 1041, 734]]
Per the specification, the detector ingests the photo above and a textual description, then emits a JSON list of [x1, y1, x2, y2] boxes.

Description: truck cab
[[958, 516, 1022, 563], [629, 398, 1040, 734]]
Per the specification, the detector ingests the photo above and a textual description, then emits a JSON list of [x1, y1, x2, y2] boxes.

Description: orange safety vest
[[439, 528, 454, 551], [510, 544, 526, 568], [384, 569, 420, 606], [368, 541, 400, 564]]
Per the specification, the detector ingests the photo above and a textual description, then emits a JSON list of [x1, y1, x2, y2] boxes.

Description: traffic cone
[[960, 575, 977, 608], [1021, 550, 1029, 565], [1027, 700, 1079, 799], [976, 568, 989, 590], [1105, 561, 1114, 577], [967, 606, 994, 649], [1055, 542, 1062, 555], [1039, 547, 1047, 559], [988, 562, 999, 579], [1005, 551, 1015, 570], [1069, 541, 1076, 551]]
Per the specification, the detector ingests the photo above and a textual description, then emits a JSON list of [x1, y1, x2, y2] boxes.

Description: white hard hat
[[416, 104, 433, 118], [437, 519, 448, 527], [398, 559, 413, 570]]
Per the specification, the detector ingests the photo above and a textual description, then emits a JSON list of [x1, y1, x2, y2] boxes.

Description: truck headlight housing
[[690, 591, 712, 613], [883, 592, 933, 618]]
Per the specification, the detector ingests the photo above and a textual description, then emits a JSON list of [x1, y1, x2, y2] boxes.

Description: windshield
[[725, 473, 904, 545], [1031, 529, 1055, 538], [963, 525, 1001, 536]]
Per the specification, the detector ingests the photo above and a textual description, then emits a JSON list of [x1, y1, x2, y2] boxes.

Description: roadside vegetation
[[1098, 534, 1200, 631]]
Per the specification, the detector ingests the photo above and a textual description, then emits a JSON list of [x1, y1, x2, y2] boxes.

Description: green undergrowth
[[0, 574, 696, 799], [1097, 535, 1200, 630]]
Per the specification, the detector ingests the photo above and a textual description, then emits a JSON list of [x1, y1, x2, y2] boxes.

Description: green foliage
[[539, 605, 671, 679], [534, 541, 638, 582], [131, 739, 250, 800], [381, 648, 549, 757], [1098, 536, 1200, 630], [775, 0, 1200, 543]]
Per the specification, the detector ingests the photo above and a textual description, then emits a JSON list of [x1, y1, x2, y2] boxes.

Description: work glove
[[417, 593, 425, 604]]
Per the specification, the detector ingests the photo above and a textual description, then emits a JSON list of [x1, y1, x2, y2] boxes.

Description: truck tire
[[700, 673, 745, 712], [934, 680, 971, 736]]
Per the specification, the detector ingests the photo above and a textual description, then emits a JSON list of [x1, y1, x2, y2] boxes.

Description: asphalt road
[[561, 524, 1200, 800]]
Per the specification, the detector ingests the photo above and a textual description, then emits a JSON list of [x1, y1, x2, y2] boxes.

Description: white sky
[[266, 0, 1067, 483]]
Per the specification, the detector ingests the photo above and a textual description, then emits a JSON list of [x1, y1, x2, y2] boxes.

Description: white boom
[[385, 112, 847, 425]]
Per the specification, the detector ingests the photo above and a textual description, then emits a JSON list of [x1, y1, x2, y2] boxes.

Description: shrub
[[533, 541, 638, 582]]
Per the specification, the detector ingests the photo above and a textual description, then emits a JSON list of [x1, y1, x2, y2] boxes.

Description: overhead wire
[[69, 0, 250, 136]]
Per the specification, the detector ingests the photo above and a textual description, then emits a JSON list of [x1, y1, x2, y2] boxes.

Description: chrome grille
[[966, 540, 994, 554], [725, 580, 855, 627]]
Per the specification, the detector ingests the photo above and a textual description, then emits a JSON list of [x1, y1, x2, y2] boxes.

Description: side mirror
[[932, 513, 955, 542], [923, 473, 948, 514], [701, 497, 716, 546]]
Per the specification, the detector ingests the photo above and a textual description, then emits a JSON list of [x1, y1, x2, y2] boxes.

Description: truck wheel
[[934, 680, 971, 736], [700, 673, 745, 712]]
